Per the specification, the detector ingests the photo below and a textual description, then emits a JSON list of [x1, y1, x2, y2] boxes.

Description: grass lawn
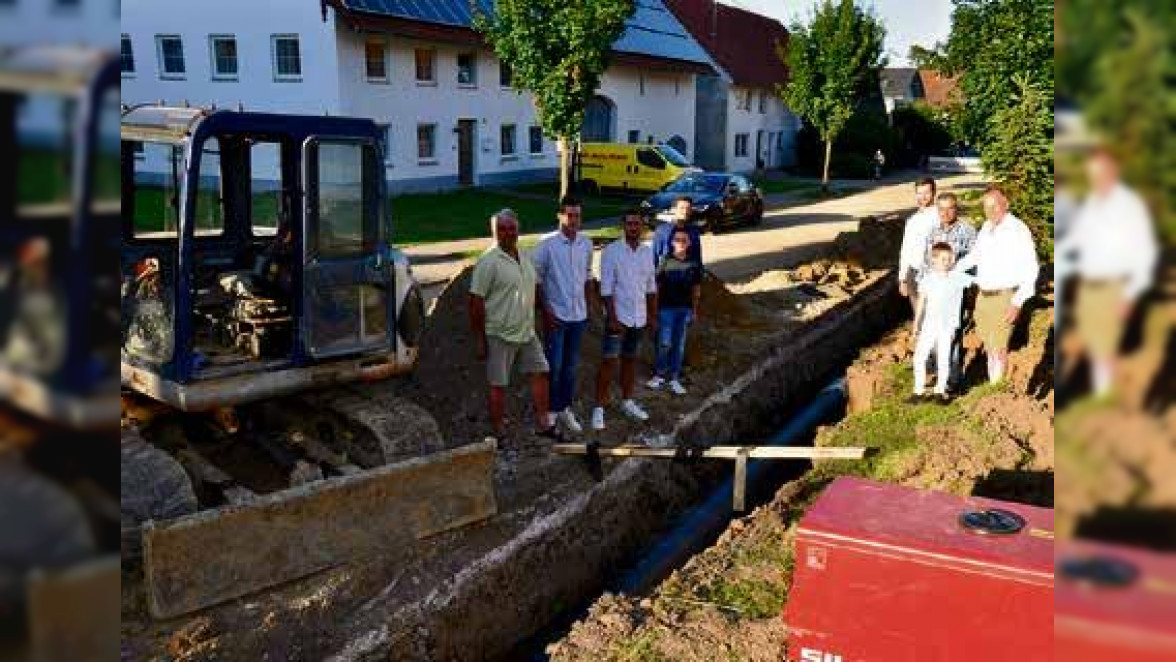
[[391, 186, 630, 245]]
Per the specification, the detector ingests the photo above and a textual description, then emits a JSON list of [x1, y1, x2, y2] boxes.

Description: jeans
[[544, 318, 587, 412], [655, 307, 693, 380]]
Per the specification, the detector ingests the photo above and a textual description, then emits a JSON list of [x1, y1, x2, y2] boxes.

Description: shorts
[[973, 288, 1015, 353], [1076, 279, 1126, 358], [602, 323, 643, 359], [486, 335, 549, 387]]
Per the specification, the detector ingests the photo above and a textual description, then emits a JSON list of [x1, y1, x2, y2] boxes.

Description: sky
[[717, 0, 954, 67]]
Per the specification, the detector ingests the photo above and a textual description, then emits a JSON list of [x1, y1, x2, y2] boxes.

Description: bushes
[[890, 102, 955, 168], [795, 103, 896, 179]]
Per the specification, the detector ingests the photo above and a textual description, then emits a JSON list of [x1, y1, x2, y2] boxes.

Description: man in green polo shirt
[[468, 209, 558, 440]]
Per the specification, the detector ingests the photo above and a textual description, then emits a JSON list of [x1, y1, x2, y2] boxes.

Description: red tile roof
[[917, 69, 961, 108], [665, 0, 789, 88]]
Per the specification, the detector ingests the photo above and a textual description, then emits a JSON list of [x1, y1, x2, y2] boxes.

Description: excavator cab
[[0, 46, 121, 429], [120, 106, 424, 411]]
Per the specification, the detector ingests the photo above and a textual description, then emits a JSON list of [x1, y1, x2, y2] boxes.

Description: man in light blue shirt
[[533, 195, 596, 433]]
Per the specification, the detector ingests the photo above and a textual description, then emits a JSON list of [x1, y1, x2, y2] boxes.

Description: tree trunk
[[822, 138, 833, 193], [558, 137, 571, 197]]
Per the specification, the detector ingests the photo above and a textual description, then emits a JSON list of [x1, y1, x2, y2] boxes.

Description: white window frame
[[414, 48, 436, 85], [209, 35, 239, 81], [528, 125, 544, 155], [500, 123, 517, 158], [456, 52, 477, 87], [270, 34, 302, 82], [364, 37, 388, 83], [120, 34, 135, 77], [417, 123, 437, 163], [155, 34, 186, 80]]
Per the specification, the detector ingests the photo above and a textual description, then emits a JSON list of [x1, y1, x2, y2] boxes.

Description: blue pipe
[[612, 377, 847, 595]]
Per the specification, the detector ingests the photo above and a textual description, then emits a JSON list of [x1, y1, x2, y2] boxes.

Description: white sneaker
[[646, 376, 666, 390], [669, 380, 687, 396], [591, 407, 606, 431], [559, 409, 583, 434], [621, 399, 649, 421]]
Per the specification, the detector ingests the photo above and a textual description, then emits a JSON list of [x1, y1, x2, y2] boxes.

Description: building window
[[156, 35, 186, 79], [54, 0, 80, 10], [271, 34, 302, 81], [674, 78, 680, 96], [529, 126, 543, 154], [735, 133, 749, 158], [380, 124, 393, 164], [364, 38, 387, 82], [210, 35, 238, 80], [417, 124, 436, 161], [499, 60, 513, 88], [638, 73, 645, 96], [132, 141, 145, 160], [120, 35, 135, 75], [627, 130, 640, 144], [500, 124, 516, 157], [457, 52, 476, 86], [414, 48, 435, 83], [759, 91, 767, 113]]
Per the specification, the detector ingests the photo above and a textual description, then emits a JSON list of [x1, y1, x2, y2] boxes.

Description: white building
[[0, 0, 120, 49], [667, 0, 799, 173], [120, 0, 717, 193]]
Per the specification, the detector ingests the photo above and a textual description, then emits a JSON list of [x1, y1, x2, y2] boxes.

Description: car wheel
[[705, 210, 722, 234], [582, 179, 600, 196], [750, 202, 765, 226]]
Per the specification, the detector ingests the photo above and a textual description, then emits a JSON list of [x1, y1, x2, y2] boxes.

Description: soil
[[549, 282, 1057, 661]]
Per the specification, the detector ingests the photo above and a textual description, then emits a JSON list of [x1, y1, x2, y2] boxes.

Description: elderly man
[[923, 192, 977, 392], [953, 186, 1039, 384], [897, 177, 939, 309], [1057, 148, 1158, 396], [468, 209, 558, 440], [592, 211, 658, 431], [532, 195, 595, 434]]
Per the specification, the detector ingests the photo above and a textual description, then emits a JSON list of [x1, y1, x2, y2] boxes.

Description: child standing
[[647, 228, 702, 396], [911, 242, 973, 402]]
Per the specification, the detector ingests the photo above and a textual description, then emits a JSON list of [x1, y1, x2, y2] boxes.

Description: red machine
[[783, 477, 1053, 661], [1056, 538, 1176, 662]]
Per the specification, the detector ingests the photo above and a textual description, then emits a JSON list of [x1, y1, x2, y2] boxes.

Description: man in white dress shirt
[[591, 211, 658, 431], [532, 195, 596, 433], [898, 178, 940, 309], [1057, 149, 1158, 396], [953, 186, 1040, 384]]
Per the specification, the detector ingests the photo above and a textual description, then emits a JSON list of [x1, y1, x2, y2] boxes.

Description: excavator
[[119, 101, 498, 621]]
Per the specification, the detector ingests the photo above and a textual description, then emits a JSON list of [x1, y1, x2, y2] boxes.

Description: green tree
[[474, 0, 636, 196], [777, 0, 886, 191], [913, 0, 1053, 148], [983, 76, 1054, 257]]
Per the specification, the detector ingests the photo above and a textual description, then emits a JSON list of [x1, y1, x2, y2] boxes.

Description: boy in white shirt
[[912, 242, 973, 402]]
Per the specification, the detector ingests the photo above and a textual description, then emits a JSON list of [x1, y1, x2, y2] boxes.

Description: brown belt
[[979, 288, 1016, 297]]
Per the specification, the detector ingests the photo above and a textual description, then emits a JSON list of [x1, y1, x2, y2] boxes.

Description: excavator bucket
[[142, 439, 496, 619]]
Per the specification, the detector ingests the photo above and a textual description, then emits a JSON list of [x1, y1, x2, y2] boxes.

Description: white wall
[[726, 84, 797, 171], [120, 0, 342, 115], [0, 0, 120, 48], [597, 68, 696, 161]]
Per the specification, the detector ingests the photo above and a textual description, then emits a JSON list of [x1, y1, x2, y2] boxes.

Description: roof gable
[[666, 0, 788, 87]]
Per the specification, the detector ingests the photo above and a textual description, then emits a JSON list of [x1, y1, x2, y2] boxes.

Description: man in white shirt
[[592, 211, 658, 431], [897, 178, 940, 310], [1057, 149, 1158, 396], [953, 186, 1040, 384], [533, 195, 596, 433]]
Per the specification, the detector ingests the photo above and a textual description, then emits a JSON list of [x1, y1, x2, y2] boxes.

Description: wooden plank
[[733, 448, 749, 512], [551, 444, 867, 461], [144, 440, 497, 619]]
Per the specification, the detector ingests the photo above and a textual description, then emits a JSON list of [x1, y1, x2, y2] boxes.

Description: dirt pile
[[831, 213, 905, 270], [551, 287, 1056, 661]]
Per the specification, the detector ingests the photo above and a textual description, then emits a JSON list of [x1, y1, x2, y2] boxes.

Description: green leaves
[[473, 0, 636, 140], [983, 75, 1053, 257], [777, 0, 886, 185]]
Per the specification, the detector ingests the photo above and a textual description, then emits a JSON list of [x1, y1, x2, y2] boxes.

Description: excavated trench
[[324, 273, 906, 661]]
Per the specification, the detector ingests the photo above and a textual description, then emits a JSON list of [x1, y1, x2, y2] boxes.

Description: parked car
[[640, 173, 764, 232], [574, 142, 699, 194]]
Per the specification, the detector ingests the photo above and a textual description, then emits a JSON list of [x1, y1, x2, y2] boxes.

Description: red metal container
[[782, 476, 1053, 662], [1056, 539, 1176, 662]]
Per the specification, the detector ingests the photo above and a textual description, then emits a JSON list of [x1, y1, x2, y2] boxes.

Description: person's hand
[[1004, 305, 1020, 325], [542, 308, 558, 333], [1120, 301, 1133, 321], [476, 337, 487, 361], [898, 280, 910, 298]]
